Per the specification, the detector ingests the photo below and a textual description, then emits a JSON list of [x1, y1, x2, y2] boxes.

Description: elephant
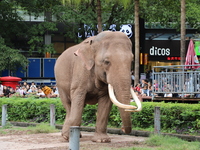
[[54, 31, 142, 143]]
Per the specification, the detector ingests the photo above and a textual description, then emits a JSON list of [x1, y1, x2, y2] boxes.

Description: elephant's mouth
[[108, 84, 142, 112]]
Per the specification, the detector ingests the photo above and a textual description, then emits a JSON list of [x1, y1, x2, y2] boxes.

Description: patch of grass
[[0, 123, 59, 135], [137, 134, 199, 150], [0, 130, 7, 134], [1, 122, 14, 129], [132, 127, 199, 136], [105, 134, 200, 150], [26, 123, 59, 134], [132, 127, 154, 132]]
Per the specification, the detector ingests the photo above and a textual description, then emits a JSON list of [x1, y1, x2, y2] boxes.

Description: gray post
[[50, 104, 55, 127], [154, 106, 161, 134], [69, 126, 80, 150], [2, 105, 7, 127]]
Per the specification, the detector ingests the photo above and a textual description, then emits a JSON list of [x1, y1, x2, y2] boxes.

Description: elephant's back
[[55, 45, 77, 75], [55, 36, 96, 79], [54, 45, 79, 91]]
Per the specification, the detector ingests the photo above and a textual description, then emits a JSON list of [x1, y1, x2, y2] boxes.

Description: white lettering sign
[[149, 46, 170, 56]]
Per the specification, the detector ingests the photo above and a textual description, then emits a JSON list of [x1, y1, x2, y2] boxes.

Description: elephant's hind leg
[[59, 89, 71, 141]]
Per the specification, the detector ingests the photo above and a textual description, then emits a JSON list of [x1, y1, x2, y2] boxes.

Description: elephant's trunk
[[107, 75, 141, 134], [119, 108, 132, 134], [112, 82, 132, 134]]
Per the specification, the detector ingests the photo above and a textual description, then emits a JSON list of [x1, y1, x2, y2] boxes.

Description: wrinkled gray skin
[[54, 31, 133, 143]]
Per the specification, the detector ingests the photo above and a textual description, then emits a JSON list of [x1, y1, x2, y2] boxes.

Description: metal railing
[[152, 64, 200, 99]]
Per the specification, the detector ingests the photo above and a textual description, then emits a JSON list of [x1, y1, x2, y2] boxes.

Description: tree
[[0, 0, 60, 57], [134, 0, 140, 86], [61, 0, 135, 32], [0, 0, 27, 47], [61, 0, 103, 33], [16, 0, 59, 55], [0, 37, 29, 75], [180, 0, 186, 65], [97, 0, 102, 32], [1, 0, 200, 75]]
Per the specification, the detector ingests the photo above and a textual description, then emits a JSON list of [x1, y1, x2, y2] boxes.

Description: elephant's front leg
[[62, 92, 85, 141], [92, 95, 113, 143]]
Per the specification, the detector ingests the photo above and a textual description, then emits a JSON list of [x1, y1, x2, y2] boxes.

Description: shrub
[[0, 98, 199, 134]]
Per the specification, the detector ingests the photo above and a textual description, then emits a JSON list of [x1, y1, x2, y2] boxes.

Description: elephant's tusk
[[125, 87, 142, 112], [108, 84, 137, 110]]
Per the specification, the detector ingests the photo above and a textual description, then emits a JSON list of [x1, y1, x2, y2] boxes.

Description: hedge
[[0, 97, 199, 134]]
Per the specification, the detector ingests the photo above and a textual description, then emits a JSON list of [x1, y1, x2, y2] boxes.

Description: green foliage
[[186, 0, 200, 30], [0, 98, 65, 123], [0, 37, 29, 74], [1, 0, 200, 57], [0, 0, 59, 56], [140, 0, 200, 30], [0, 0, 27, 46], [82, 104, 97, 126], [0, 98, 200, 135], [27, 22, 58, 54]]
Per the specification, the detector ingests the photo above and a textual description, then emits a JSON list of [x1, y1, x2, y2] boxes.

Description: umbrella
[[185, 39, 200, 69]]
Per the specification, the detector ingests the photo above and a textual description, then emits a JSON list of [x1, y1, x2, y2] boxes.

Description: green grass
[[0, 123, 59, 134], [114, 134, 200, 150], [26, 123, 59, 134], [0, 130, 7, 134], [132, 127, 154, 132]]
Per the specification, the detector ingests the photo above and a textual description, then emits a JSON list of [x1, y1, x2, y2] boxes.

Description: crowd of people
[[0, 81, 59, 98], [131, 69, 153, 99], [2, 68, 193, 99], [132, 79, 153, 98], [131, 68, 200, 99]]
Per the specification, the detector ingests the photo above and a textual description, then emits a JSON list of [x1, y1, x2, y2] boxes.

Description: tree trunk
[[97, 0, 102, 33], [134, 0, 140, 86], [44, 11, 52, 58], [180, 0, 186, 65]]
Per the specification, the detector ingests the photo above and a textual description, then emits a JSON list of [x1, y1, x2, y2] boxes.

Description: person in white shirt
[[27, 86, 37, 95], [51, 87, 59, 98], [164, 88, 172, 97], [18, 86, 26, 96], [37, 88, 45, 98], [30, 82, 37, 88], [0, 83, 3, 96]]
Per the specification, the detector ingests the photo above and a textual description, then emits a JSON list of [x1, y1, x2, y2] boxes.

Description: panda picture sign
[[78, 24, 133, 39], [119, 24, 133, 38]]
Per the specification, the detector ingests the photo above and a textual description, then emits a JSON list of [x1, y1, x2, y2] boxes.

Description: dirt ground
[[0, 129, 148, 150]]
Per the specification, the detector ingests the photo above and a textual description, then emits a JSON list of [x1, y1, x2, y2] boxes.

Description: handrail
[[152, 65, 200, 99]]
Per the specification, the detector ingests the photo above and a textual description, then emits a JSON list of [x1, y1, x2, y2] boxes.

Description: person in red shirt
[[133, 83, 141, 94]]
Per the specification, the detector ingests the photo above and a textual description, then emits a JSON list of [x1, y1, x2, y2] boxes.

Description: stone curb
[[9, 121, 200, 142]]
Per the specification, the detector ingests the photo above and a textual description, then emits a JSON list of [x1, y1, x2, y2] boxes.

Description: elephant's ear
[[74, 47, 94, 70]]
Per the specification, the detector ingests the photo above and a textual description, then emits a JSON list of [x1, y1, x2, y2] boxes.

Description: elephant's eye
[[104, 60, 110, 65]]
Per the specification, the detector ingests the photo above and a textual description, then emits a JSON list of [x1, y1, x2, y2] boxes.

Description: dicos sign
[[149, 46, 170, 56]]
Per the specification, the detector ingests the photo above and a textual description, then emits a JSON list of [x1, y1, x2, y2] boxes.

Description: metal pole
[[2, 105, 7, 127], [50, 104, 55, 127], [69, 126, 80, 150], [154, 106, 161, 134]]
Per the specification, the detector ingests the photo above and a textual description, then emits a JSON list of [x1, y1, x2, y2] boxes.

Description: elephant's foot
[[61, 132, 82, 142], [62, 132, 69, 142], [91, 133, 111, 143]]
